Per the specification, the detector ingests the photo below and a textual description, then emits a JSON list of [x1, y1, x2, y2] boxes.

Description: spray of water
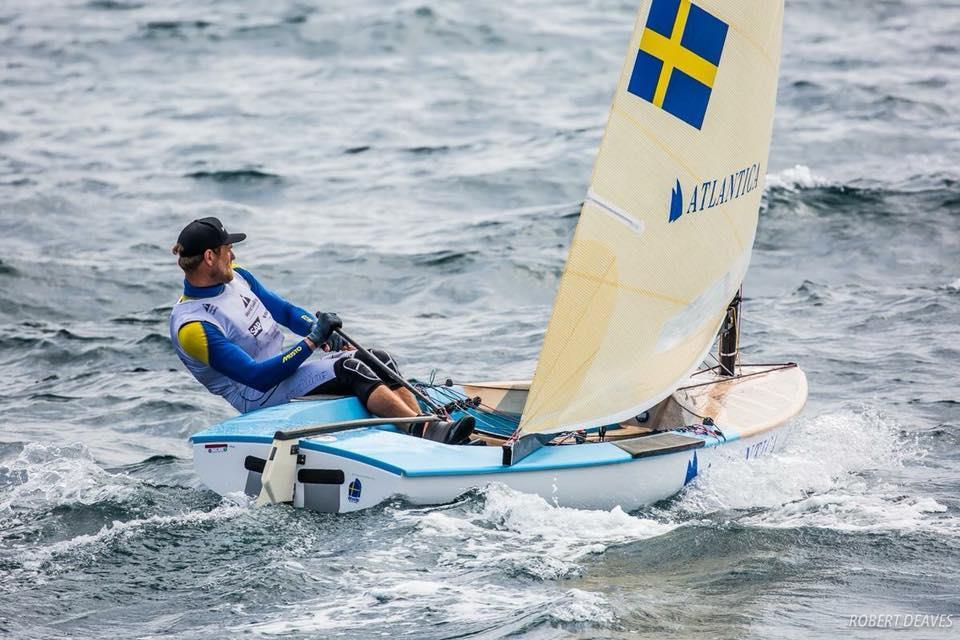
[[671, 406, 956, 536]]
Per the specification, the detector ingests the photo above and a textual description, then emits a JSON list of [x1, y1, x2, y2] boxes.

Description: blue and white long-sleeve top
[[169, 265, 316, 411]]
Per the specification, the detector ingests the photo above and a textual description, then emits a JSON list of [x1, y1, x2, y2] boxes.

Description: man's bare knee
[[366, 385, 417, 419], [395, 387, 419, 413]]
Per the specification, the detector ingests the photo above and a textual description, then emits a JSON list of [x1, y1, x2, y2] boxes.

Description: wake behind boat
[[191, 0, 807, 513]]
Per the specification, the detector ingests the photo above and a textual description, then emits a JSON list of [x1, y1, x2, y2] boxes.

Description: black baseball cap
[[175, 217, 246, 257]]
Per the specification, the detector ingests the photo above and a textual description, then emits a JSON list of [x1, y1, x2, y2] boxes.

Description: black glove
[[307, 312, 342, 346], [324, 332, 348, 352]]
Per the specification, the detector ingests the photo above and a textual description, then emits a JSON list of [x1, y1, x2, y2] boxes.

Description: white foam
[[677, 408, 903, 512], [240, 594, 385, 635], [744, 491, 954, 534], [405, 484, 675, 580], [480, 482, 675, 549], [0, 442, 137, 511], [238, 556, 555, 635], [765, 164, 832, 191], [548, 589, 616, 625], [239, 488, 648, 635], [239, 580, 614, 636], [673, 407, 959, 536]]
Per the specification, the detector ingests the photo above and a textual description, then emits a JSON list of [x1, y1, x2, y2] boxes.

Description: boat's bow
[[675, 364, 808, 438]]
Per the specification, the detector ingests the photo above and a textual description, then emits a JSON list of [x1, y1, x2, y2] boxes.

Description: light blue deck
[[190, 397, 729, 478], [189, 397, 372, 444], [298, 428, 636, 477]]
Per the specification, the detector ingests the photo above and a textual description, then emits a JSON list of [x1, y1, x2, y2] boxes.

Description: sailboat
[[190, 0, 807, 513]]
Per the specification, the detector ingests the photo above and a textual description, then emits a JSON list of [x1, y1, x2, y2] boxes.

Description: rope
[[413, 382, 521, 438]]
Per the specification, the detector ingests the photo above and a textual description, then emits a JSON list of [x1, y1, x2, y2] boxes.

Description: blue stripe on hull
[[192, 433, 274, 445], [298, 430, 638, 477], [299, 428, 735, 478]]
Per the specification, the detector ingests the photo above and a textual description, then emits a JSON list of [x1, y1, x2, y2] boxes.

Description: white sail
[[520, 0, 784, 434]]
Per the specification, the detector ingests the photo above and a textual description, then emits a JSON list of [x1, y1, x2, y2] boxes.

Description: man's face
[[206, 244, 235, 284]]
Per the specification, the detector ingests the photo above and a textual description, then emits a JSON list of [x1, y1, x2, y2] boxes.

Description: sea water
[[1, 0, 958, 638]]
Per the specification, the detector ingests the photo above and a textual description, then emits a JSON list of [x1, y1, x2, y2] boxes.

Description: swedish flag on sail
[[627, 0, 728, 129]]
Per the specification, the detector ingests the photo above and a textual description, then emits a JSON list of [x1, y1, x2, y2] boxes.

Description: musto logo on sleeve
[[627, 0, 728, 129]]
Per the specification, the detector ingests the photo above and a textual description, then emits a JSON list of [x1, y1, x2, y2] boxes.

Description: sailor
[[168, 217, 473, 443]]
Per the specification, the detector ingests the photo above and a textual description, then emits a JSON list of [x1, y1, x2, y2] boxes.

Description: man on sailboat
[[168, 217, 473, 443]]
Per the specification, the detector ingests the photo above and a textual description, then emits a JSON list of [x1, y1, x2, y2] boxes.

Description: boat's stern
[[191, 438, 273, 497], [189, 396, 371, 499]]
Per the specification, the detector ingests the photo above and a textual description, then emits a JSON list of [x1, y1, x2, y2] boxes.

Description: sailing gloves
[[324, 331, 348, 352], [307, 312, 342, 348]]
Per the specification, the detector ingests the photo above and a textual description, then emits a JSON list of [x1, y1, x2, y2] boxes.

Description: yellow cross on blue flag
[[627, 0, 728, 129]]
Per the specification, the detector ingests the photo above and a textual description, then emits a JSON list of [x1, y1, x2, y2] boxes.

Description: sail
[[519, 0, 784, 434]]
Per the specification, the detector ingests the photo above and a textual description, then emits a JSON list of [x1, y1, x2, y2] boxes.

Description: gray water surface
[[1, 1, 958, 638]]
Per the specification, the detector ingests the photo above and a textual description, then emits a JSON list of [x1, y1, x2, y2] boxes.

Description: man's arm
[[177, 321, 312, 392], [233, 265, 315, 336]]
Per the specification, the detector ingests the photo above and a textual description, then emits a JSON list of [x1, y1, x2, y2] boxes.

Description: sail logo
[[627, 0, 728, 129], [669, 180, 684, 222], [668, 162, 761, 223], [684, 451, 698, 485]]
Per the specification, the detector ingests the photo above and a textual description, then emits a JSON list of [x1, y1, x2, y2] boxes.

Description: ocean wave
[[743, 492, 953, 535], [109, 314, 164, 325], [135, 332, 172, 346], [237, 580, 614, 637], [671, 406, 958, 537], [678, 406, 908, 512], [16, 498, 249, 574], [87, 0, 143, 10], [765, 165, 960, 202], [25, 392, 77, 402], [765, 165, 833, 191], [142, 19, 213, 34], [233, 486, 639, 635], [0, 442, 139, 512], [0, 259, 18, 276], [410, 248, 479, 267], [400, 484, 676, 581], [547, 589, 616, 625], [184, 169, 284, 184], [237, 490, 625, 636]]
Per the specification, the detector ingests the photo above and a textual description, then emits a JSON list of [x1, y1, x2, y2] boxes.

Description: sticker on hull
[[347, 478, 362, 503]]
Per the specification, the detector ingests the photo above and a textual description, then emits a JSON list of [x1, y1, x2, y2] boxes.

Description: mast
[[718, 288, 741, 376]]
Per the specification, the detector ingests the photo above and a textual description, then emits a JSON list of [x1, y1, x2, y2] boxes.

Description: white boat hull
[[299, 426, 786, 512], [191, 364, 806, 514]]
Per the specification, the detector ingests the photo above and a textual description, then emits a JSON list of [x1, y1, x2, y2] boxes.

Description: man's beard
[[211, 262, 234, 284]]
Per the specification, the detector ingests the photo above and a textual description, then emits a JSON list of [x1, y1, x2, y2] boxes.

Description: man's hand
[[307, 312, 342, 348], [323, 332, 352, 352]]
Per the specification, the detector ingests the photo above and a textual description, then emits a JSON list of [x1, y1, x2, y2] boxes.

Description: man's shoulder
[[170, 296, 224, 329], [231, 263, 255, 281], [234, 263, 270, 292]]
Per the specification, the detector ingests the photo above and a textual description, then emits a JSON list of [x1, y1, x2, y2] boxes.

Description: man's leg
[[366, 384, 472, 443], [307, 357, 417, 423], [334, 357, 418, 421], [365, 385, 417, 419], [354, 348, 419, 413], [393, 388, 419, 414], [352, 349, 473, 442], [312, 355, 474, 444]]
